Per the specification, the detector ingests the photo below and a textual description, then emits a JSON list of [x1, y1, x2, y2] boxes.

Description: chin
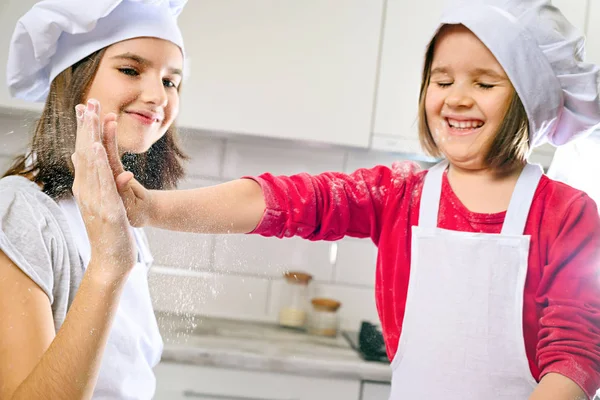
[[117, 124, 164, 154], [118, 140, 153, 155], [439, 145, 478, 165]]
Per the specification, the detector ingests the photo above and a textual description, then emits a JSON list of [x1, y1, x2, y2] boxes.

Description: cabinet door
[[176, 0, 384, 148], [586, 0, 600, 66], [0, 0, 43, 113], [154, 362, 360, 400], [551, 0, 588, 34], [361, 381, 391, 400], [371, 0, 445, 155]]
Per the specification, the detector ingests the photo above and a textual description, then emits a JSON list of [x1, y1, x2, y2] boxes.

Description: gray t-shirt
[[0, 175, 83, 331], [0, 175, 163, 399]]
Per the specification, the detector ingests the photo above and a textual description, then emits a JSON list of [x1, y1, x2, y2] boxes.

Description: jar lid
[[284, 271, 313, 285], [311, 298, 341, 312]]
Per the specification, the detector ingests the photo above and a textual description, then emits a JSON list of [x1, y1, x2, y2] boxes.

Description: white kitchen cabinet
[[371, 0, 445, 156], [0, 1, 43, 113], [176, 0, 384, 148], [551, 0, 589, 35], [154, 362, 360, 400], [586, 0, 600, 66], [371, 0, 589, 166], [362, 381, 391, 400]]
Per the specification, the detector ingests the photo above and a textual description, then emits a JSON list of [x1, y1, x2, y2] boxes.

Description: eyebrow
[[111, 52, 183, 76], [430, 66, 450, 76], [430, 66, 505, 80]]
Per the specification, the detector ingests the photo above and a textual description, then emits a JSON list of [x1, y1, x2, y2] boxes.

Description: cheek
[[165, 93, 180, 123], [425, 88, 443, 116], [479, 93, 512, 123]]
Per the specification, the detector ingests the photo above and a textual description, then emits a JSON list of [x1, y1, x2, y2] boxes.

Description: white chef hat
[[432, 0, 600, 148], [6, 0, 187, 103]]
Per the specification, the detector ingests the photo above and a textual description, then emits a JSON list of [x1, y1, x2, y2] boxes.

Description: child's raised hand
[[101, 110, 153, 228], [72, 99, 136, 279]]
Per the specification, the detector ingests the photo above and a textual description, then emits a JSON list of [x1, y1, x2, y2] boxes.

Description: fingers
[[94, 142, 122, 209], [72, 99, 104, 205], [87, 100, 102, 144], [75, 104, 85, 134], [102, 114, 125, 178], [74, 99, 101, 155], [115, 171, 134, 192]]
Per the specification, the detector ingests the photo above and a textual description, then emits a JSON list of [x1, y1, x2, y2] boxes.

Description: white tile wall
[[149, 267, 271, 322], [147, 132, 397, 331], [0, 112, 31, 157], [222, 139, 346, 178], [334, 238, 378, 287], [178, 129, 225, 178], [212, 235, 334, 281], [345, 148, 430, 172], [0, 155, 11, 171]]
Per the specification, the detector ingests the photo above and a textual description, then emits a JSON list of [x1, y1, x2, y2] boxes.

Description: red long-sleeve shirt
[[247, 161, 600, 398]]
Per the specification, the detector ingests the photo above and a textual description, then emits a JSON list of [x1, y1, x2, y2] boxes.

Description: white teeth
[[447, 119, 483, 129]]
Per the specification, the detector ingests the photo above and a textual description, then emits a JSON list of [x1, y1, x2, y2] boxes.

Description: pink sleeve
[[537, 194, 600, 398], [244, 162, 418, 243]]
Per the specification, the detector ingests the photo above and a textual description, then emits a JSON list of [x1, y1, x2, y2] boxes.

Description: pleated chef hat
[[433, 0, 600, 148], [6, 0, 187, 103]]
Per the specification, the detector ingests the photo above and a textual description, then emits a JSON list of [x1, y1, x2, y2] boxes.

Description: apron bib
[[389, 161, 542, 399], [59, 197, 163, 400]]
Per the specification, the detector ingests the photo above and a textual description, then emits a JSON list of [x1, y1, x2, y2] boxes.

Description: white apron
[[59, 198, 163, 400], [389, 161, 542, 399]]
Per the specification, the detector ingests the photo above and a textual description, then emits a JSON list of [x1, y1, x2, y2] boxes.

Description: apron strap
[[418, 160, 448, 229], [419, 161, 543, 235], [132, 228, 154, 266], [501, 163, 543, 235], [58, 197, 92, 268]]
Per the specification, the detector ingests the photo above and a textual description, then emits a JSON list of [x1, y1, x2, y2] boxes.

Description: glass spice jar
[[278, 271, 313, 329], [308, 298, 341, 337]]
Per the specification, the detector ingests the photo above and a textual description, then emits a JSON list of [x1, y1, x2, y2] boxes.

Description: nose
[[140, 75, 168, 108], [444, 82, 474, 109]]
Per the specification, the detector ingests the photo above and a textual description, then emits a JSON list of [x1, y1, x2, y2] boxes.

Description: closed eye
[[436, 82, 452, 88], [478, 83, 495, 90]]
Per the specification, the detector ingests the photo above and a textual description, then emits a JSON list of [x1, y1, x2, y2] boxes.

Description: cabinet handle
[[182, 390, 298, 400]]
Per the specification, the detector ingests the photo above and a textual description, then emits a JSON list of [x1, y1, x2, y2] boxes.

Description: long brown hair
[[3, 47, 188, 199], [417, 25, 530, 171]]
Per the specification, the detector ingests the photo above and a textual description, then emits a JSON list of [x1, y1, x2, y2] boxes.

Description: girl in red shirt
[[92, 1, 600, 399]]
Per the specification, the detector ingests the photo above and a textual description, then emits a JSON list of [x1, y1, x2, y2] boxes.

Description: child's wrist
[[147, 190, 160, 227]]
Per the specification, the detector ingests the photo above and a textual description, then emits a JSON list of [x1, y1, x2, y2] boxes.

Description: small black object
[[358, 321, 388, 363]]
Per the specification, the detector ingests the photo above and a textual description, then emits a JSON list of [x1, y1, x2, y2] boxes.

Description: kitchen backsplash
[[0, 111, 427, 331]]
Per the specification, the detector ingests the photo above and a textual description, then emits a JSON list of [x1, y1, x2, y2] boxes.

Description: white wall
[[0, 112, 427, 331]]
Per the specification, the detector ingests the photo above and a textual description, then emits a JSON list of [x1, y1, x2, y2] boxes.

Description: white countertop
[[156, 312, 392, 383]]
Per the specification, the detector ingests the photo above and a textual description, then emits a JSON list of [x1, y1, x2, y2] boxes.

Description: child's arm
[[104, 125, 409, 239], [148, 179, 266, 234], [529, 373, 587, 400], [535, 193, 600, 399], [114, 168, 398, 240]]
